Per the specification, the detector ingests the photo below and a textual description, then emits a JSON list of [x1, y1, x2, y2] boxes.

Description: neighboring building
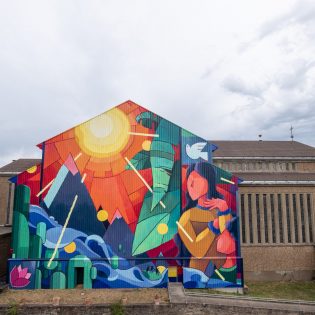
[[6, 101, 243, 289], [0, 159, 41, 226], [212, 141, 315, 281], [0, 159, 41, 277]]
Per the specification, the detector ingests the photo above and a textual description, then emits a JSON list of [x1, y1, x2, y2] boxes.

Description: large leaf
[[132, 190, 180, 255], [125, 150, 151, 170], [150, 140, 175, 210], [136, 112, 160, 129]]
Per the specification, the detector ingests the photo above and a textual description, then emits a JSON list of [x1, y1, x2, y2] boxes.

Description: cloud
[[222, 76, 263, 98], [0, 0, 314, 166]]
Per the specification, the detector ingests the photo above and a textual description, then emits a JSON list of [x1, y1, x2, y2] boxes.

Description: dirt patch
[[0, 287, 169, 305]]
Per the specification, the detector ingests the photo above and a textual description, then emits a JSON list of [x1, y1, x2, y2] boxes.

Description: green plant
[[110, 301, 124, 315], [7, 302, 18, 315]]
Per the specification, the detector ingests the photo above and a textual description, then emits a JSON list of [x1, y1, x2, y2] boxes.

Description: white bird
[[186, 142, 208, 161]]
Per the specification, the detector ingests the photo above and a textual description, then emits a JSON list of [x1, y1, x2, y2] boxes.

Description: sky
[[0, 0, 315, 166]]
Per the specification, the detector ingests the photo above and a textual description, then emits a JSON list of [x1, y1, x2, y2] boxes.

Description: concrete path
[[168, 283, 315, 313]]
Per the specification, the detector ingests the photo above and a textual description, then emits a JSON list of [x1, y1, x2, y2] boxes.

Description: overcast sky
[[1, 0, 315, 166]]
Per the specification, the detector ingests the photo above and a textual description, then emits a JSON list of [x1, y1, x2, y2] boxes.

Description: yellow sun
[[27, 165, 37, 174], [74, 108, 131, 158]]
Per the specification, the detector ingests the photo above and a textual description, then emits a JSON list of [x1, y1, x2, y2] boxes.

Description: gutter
[[213, 157, 315, 160], [241, 180, 315, 185]]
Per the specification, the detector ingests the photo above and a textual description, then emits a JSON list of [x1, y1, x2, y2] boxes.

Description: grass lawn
[[189, 281, 315, 301], [245, 281, 315, 301]]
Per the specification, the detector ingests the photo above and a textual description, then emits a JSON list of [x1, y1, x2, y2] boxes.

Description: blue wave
[[183, 267, 233, 288], [93, 262, 168, 288], [28, 204, 168, 288]]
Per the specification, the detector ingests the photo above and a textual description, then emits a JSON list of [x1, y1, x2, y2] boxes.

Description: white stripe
[[221, 177, 235, 185], [36, 179, 54, 197], [125, 156, 166, 209], [81, 173, 87, 183], [74, 152, 82, 161], [128, 132, 159, 137], [47, 195, 78, 268], [176, 221, 193, 243]]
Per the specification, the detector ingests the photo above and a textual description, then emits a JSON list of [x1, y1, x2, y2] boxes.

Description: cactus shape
[[36, 222, 46, 243], [29, 222, 46, 259], [90, 266, 97, 280], [11, 185, 31, 259], [67, 255, 94, 289], [44, 249, 58, 270], [35, 269, 42, 289], [29, 235, 42, 259], [110, 255, 119, 270], [51, 271, 66, 289]]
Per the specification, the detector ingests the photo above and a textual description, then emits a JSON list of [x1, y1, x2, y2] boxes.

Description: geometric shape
[[64, 154, 79, 176], [74, 108, 131, 158], [64, 241, 76, 253], [10, 264, 32, 288], [43, 165, 69, 208], [157, 265, 166, 274], [157, 223, 168, 235], [97, 210, 108, 222], [26, 165, 37, 174], [42, 161, 106, 237], [142, 140, 152, 151]]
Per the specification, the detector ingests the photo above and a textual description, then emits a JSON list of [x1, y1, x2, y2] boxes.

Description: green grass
[[189, 281, 315, 301], [245, 281, 315, 301]]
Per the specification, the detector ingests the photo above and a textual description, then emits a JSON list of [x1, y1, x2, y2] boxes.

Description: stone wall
[[242, 245, 315, 281], [0, 176, 11, 225], [0, 231, 11, 277], [0, 303, 313, 315]]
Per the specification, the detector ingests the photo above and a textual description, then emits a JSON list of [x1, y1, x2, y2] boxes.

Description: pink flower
[[10, 265, 31, 288]]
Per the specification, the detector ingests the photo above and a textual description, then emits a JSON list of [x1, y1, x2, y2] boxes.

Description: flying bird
[[186, 142, 208, 161]]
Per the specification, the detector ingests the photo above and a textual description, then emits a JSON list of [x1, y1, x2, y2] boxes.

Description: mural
[[8, 101, 243, 289]]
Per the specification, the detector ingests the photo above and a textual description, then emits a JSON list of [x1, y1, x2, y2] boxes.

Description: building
[[1, 104, 314, 284], [213, 140, 315, 281], [5, 101, 243, 289], [0, 159, 40, 277]]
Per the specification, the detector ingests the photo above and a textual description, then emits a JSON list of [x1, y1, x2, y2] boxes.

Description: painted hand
[[203, 198, 228, 212]]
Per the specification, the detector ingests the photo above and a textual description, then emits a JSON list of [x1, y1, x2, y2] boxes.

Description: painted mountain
[[41, 155, 106, 237]]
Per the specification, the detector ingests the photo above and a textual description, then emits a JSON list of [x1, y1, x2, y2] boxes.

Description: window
[[241, 194, 246, 243], [248, 194, 253, 243], [271, 194, 276, 243], [292, 194, 298, 242], [307, 194, 313, 243], [278, 194, 283, 243], [300, 194, 306, 243], [285, 194, 291, 243], [263, 194, 268, 243], [256, 194, 261, 243]]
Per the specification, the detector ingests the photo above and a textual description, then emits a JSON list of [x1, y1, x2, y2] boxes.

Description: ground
[[190, 281, 315, 301], [0, 287, 169, 305], [245, 281, 315, 301]]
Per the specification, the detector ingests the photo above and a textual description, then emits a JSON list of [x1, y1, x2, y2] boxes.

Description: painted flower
[[10, 265, 31, 288]]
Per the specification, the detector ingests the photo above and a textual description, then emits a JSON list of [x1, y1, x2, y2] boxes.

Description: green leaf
[[136, 112, 160, 129], [125, 150, 151, 170], [132, 190, 180, 255]]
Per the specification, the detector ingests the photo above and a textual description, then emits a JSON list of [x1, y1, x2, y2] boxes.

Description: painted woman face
[[187, 170, 208, 201]]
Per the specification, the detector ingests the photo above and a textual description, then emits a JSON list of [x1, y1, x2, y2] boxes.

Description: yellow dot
[[157, 223, 168, 235], [142, 140, 152, 151], [157, 266, 166, 274], [27, 165, 37, 174], [64, 242, 76, 253], [97, 209, 108, 222]]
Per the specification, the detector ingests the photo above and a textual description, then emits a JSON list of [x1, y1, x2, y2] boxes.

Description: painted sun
[[74, 108, 131, 158]]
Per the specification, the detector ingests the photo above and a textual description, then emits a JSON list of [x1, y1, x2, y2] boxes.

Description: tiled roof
[[212, 141, 315, 158], [0, 159, 41, 174]]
